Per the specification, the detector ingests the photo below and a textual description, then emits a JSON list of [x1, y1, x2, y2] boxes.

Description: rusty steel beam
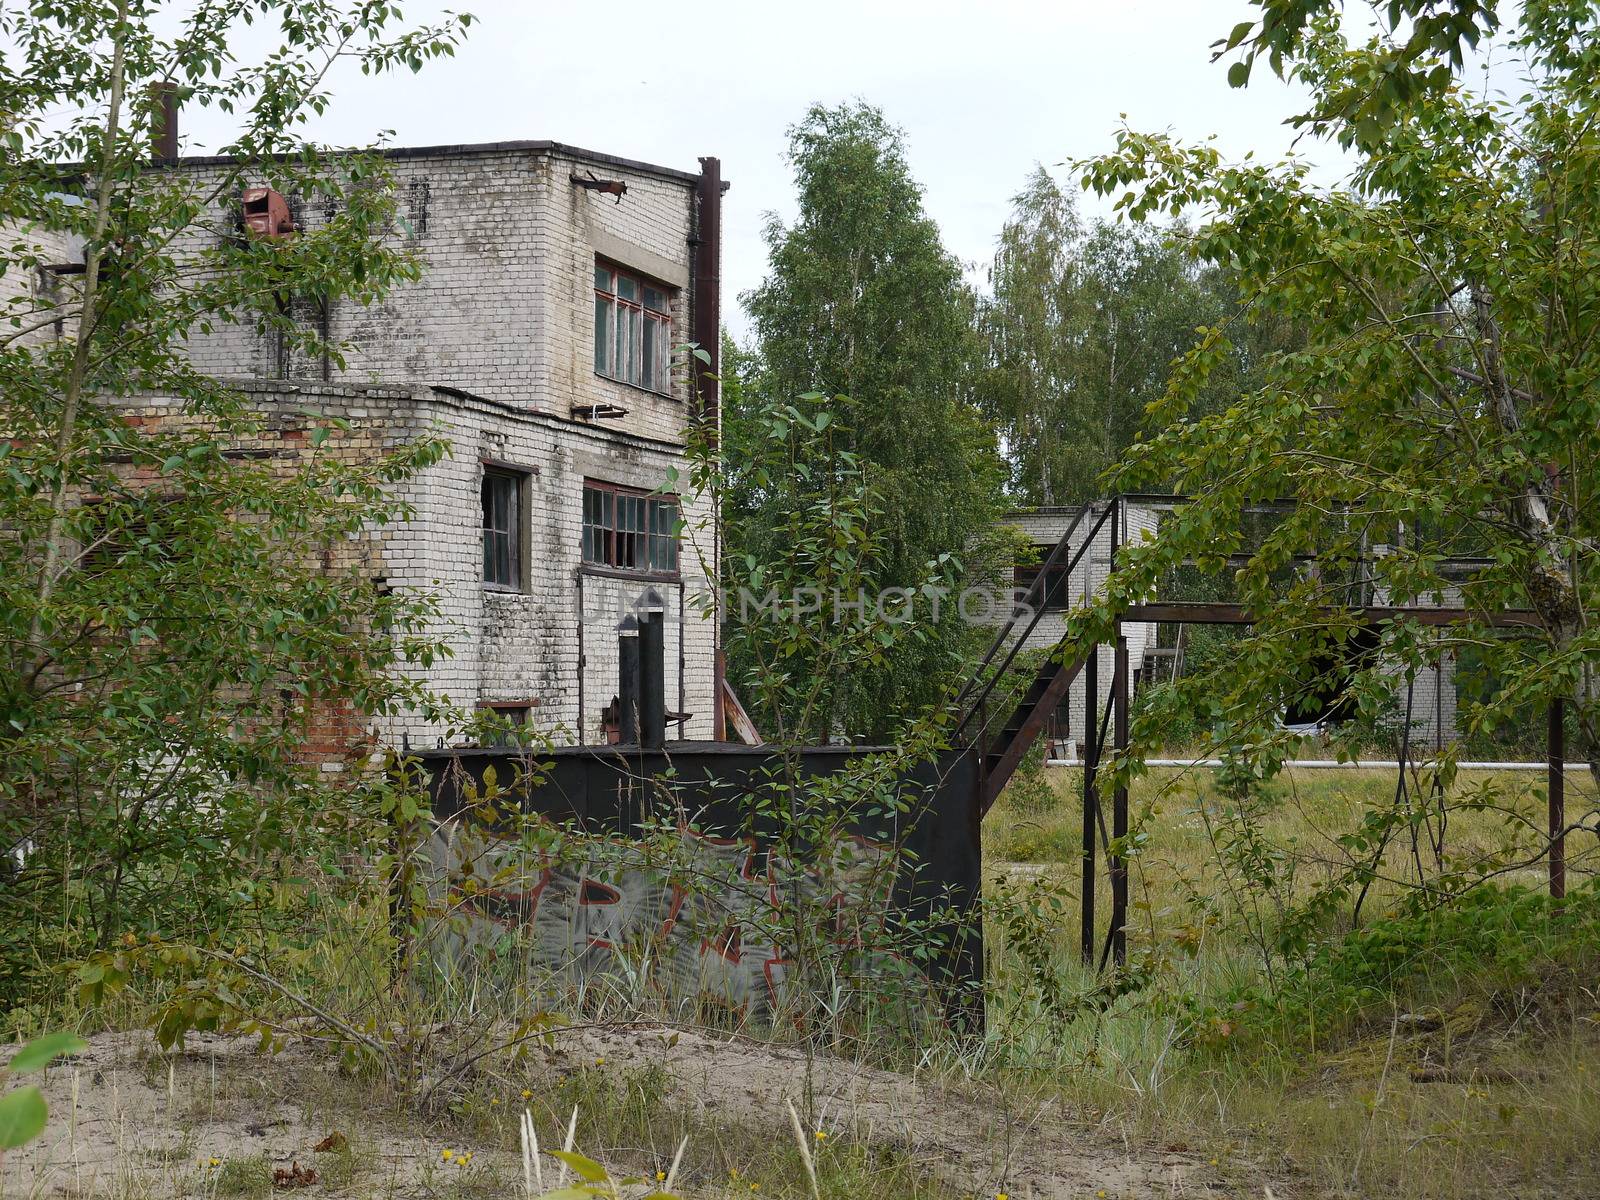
[[1550, 698, 1566, 901], [1122, 602, 1540, 628], [978, 652, 1087, 817]]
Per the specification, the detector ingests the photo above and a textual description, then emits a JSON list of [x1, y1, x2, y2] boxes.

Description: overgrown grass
[[977, 762, 1600, 1198]]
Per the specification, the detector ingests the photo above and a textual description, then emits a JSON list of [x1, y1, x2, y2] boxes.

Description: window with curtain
[[482, 468, 524, 589]]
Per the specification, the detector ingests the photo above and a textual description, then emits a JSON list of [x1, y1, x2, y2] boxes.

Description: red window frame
[[581, 479, 679, 575]]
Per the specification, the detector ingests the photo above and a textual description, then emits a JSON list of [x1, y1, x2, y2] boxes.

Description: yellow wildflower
[[522, 1088, 533, 1099], [656, 1171, 666, 1182], [814, 1130, 827, 1141], [441, 1149, 454, 1162], [208, 1158, 220, 1168]]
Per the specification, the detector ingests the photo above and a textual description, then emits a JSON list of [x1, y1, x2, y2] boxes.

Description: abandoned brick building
[[9, 138, 731, 762]]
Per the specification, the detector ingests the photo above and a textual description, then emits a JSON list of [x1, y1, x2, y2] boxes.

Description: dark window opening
[[482, 468, 524, 590], [593, 261, 673, 394], [480, 702, 532, 748], [1014, 553, 1073, 609], [582, 480, 678, 575]]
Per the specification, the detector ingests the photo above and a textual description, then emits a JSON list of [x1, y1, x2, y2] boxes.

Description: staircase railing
[[954, 499, 1117, 745]]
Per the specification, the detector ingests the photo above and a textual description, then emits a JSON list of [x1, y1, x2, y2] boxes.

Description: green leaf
[[8, 1033, 87, 1075], [0, 1086, 47, 1149], [1227, 60, 1251, 88], [548, 1150, 607, 1182]]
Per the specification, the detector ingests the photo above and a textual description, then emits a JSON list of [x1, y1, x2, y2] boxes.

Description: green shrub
[[1211, 880, 1600, 1050]]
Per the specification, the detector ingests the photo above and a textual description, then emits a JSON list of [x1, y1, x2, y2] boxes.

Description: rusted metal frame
[[1081, 646, 1099, 966], [1121, 602, 1540, 627], [977, 653, 1086, 817], [1550, 697, 1566, 901], [958, 503, 1112, 742], [1110, 634, 1129, 967], [1115, 492, 1302, 516], [953, 501, 1096, 727]]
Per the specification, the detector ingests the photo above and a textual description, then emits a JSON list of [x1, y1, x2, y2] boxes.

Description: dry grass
[[977, 763, 1600, 1199], [13, 765, 1598, 1199]]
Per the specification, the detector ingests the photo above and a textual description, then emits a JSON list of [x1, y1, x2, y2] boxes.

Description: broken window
[[593, 261, 673, 394], [482, 467, 524, 590], [582, 480, 678, 575]]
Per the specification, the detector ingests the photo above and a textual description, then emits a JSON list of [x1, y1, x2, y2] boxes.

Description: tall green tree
[[980, 168, 1287, 506], [738, 102, 1004, 737], [0, 0, 473, 1005], [1076, 0, 1600, 798]]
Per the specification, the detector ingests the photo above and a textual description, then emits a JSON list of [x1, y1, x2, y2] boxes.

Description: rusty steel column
[[694, 157, 725, 741], [1112, 633, 1130, 967], [1081, 645, 1098, 966], [149, 81, 179, 161], [1549, 697, 1566, 901]]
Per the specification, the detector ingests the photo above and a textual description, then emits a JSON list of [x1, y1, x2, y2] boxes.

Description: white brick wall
[[119, 140, 722, 749], [178, 145, 703, 445], [117, 379, 719, 747], [0, 212, 81, 347]]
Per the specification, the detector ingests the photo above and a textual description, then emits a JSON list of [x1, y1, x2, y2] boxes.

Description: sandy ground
[[4, 1027, 1213, 1199]]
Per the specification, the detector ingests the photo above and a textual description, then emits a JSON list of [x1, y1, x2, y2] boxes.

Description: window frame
[[593, 259, 675, 397], [580, 479, 680, 578], [481, 464, 530, 592]]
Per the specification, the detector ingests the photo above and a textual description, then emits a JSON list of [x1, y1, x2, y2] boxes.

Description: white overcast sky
[[168, 0, 1355, 338]]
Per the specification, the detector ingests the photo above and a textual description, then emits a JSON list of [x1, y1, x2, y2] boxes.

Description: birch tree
[[1078, 0, 1600, 800]]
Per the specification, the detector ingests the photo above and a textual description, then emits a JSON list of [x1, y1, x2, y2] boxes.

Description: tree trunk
[[29, 0, 134, 681], [1472, 290, 1600, 789]]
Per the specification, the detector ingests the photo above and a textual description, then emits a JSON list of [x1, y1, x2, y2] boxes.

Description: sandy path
[[5, 1028, 1212, 1198]]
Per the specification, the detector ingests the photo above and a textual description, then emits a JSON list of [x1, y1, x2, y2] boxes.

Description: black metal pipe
[[1111, 634, 1129, 967], [618, 624, 640, 745], [1550, 697, 1566, 901], [1081, 646, 1098, 966], [640, 610, 666, 749]]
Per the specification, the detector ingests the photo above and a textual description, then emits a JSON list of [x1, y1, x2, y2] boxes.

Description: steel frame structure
[[961, 495, 1567, 971]]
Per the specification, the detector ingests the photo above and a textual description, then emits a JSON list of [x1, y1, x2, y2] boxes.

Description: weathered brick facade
[[117, 141, 726, 758]]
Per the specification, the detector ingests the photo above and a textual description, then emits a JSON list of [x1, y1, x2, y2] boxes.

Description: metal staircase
[[952, 502, 1113, 814]]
